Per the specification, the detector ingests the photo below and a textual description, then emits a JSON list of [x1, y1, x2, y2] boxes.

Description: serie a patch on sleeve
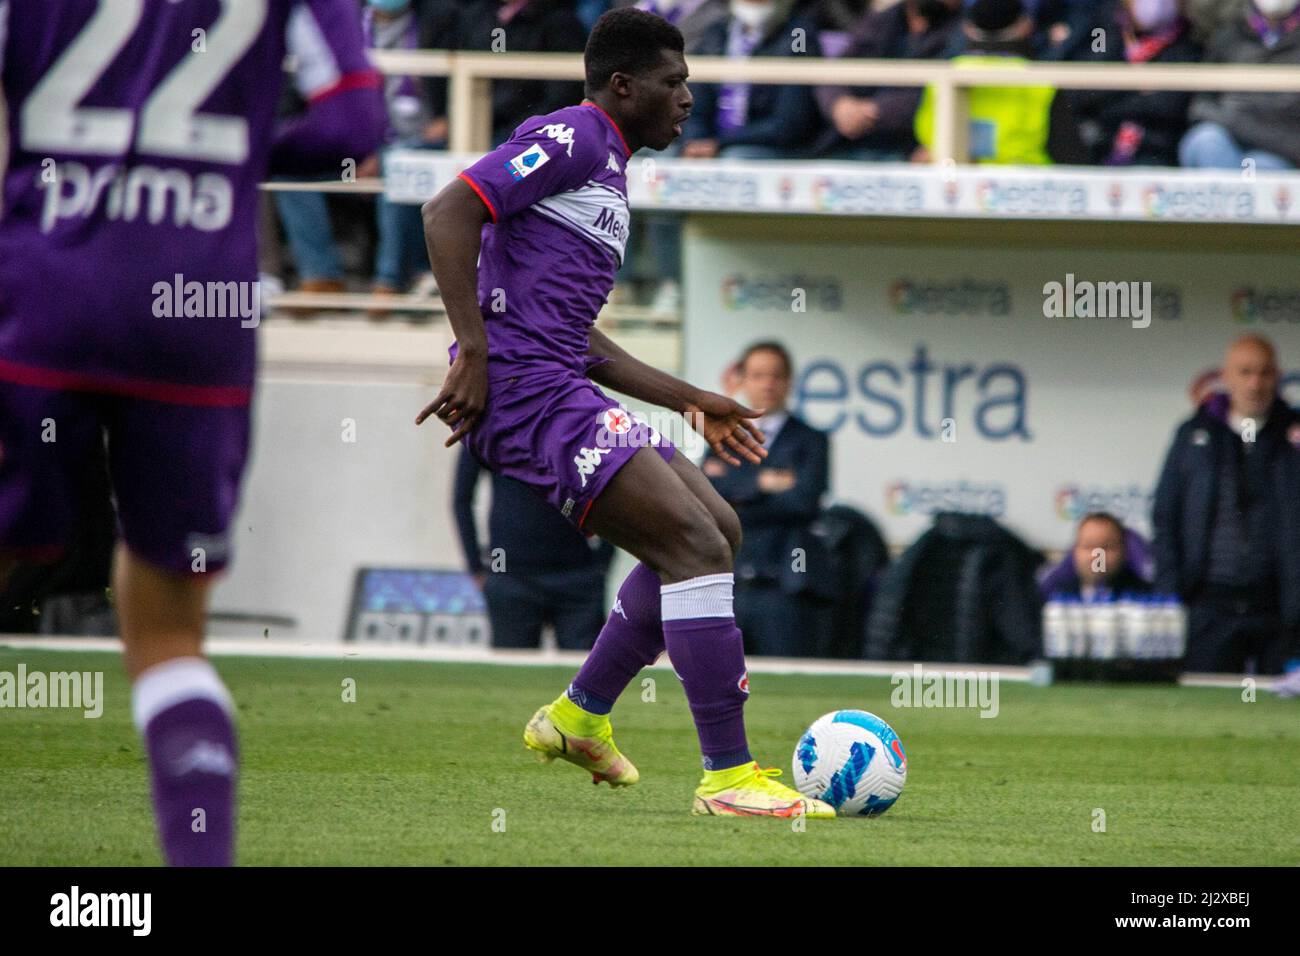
[[505, 144, 550, 181]]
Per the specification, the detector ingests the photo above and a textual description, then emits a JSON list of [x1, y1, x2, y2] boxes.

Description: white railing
[[371, 49, 1300, 160], [262, 50, 1300, 318]]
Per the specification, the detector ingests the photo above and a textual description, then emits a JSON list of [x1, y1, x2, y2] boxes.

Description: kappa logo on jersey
[[539, 123, 576, 157], [505, 144, 550, 181], [612, 599, 628, 621], [607, 152, 622, 174], [574, 445, 613, 488]]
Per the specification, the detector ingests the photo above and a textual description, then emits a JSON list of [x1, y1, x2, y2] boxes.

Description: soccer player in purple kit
[[418, 7, 834, 818], [0, 1, 384, 863]]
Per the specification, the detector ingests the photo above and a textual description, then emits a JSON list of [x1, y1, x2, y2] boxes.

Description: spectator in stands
[[1061, 0, 1201, 166], [812, 0, 964, 160], [1152, 334, 1300, 675], [679, 0, 825, 158], [454, 0, 588, 146], [702, 342, 831, 656], [623, 0, 730, 47], [453, 447, 614, 649], [1042, 512, 1154, 599], [912, 0, 1087, 163], [362, 0, 456, 315], [810, 0, 875, 36], [1180, 0, 1300, 169], [1185, 0, 1246, 40]]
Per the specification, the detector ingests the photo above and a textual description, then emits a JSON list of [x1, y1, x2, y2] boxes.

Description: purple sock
[[568, 563, 665, 714], [133, 658, 238, 867], [661, 573, 752, 770]]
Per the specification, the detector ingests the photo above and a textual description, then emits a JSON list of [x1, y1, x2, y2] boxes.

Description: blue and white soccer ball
[[792, 710, 908, 817]]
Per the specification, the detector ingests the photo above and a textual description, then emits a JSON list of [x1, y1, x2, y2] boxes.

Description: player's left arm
[[587, 328, 767, 466]]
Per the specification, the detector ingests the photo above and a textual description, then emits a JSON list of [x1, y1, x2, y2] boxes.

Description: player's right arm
[[416, 178, 492, 446], [416, 113, 605, 445]]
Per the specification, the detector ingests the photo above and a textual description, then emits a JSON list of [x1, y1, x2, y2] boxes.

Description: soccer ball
[[792, 710, 907, 817]]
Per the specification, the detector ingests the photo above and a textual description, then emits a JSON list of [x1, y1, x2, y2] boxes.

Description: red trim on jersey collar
[[458, 171, 499, 222], [0, 358, 251, 407], [581, 101, 632, 157], [307, 69, 382, 105]]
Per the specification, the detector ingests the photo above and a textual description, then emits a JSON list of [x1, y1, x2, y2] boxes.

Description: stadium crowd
[[265, 0, 1300, 309]]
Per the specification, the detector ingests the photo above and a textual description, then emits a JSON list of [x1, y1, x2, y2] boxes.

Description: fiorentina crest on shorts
[[737, 671, 750, 695], [603, 407, 631, 434]]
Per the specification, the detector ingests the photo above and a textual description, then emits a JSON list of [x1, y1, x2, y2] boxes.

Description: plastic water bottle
[[1043, 598, 1068, 659], [1118, 592, 1146, 658], [1088, 597, 1120, 660], [1168, 599, 1187, 658], [1064, 595, 1088, 659]]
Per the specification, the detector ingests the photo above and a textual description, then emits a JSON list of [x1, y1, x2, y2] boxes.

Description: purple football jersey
[[0, 0, 377, 400], [456, 102, 633, 381]]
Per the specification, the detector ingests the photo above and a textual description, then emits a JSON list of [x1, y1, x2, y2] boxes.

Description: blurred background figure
[[1153, 334, 1300, 675], [1179, 0, 1300, 169], [362, 0, 456, 314], [912, 0, 1086, 164], [1061, 0, 1201, 167], [679, 0, 825, 159], [702, 342, 831, 656], [454, 0, 588, 146], [1039, 511, 1154, 598], [453, 447, 614, 649], [813, 0, 964, 161]]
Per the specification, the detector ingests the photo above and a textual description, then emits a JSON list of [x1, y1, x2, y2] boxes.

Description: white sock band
[[661, 572, 735, 621], [132, 656, 234, 732]]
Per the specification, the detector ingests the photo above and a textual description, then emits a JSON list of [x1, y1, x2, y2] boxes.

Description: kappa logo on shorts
[[574, 445, 613, 488]]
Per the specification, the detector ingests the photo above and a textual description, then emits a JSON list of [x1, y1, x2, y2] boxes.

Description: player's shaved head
[[1221, 333, 1279, 419]]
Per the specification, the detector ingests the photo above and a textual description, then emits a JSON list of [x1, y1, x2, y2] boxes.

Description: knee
[[654, 505, 734, 581], [717, 506, 742, 559]]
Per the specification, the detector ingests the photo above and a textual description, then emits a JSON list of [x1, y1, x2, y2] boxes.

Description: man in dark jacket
[[1152, 334, 1300, 675], [1180, 0, 1300, 169], [1063, 0, 1202, 167], [454, 447, 614, 649], [812, 0, 963, 160], [679, 0, 825, 158], [454, 0, 589, 146], [703, 342, 831, 656]]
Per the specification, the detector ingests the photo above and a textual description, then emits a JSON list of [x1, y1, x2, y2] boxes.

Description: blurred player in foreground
[[418, 7, 833, 818], [0, 0, 384, 864]]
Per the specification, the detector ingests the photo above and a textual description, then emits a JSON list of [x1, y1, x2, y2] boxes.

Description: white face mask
[[1127, 0, 1179, 30], [730, 0, 777, 30], [1254, 0, 1300, 17]]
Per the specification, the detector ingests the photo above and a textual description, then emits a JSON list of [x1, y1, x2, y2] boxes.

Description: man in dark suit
[[1153, 334, 1300, 678], [453, 447, 614, 649], [703, 342, 830, 656]]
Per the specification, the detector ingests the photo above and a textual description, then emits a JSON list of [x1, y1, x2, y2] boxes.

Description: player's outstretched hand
[[684, 391, 767, 467], [415, 350, 488, 447]]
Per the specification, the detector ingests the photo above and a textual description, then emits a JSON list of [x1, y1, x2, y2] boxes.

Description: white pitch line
[[0, 635, 1272, 688]]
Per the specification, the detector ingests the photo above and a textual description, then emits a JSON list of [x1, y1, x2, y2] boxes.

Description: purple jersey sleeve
[[458, 111, 606, 223], [287, 0, 382, 103]]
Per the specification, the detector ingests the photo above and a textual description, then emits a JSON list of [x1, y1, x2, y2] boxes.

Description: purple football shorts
[[465, 367, 675, 529], [0, 380, 250, 575]]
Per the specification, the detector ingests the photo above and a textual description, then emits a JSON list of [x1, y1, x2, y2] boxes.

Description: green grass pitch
[[2, 648, 1297, 866]]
